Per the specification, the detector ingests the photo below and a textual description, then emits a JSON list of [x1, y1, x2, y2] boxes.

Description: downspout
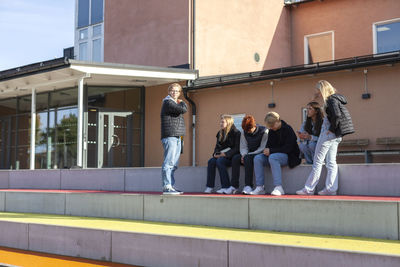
[[191, 0, 195, 70], [183, 83, 196, 166]]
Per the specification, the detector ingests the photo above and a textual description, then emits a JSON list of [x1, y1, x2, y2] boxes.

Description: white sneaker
[[242, 186, 252, 195], [216, 188, 226, 194], [318, 188, 337, 196], [296, 188, 313, 195], [204, 187, 213, 194], [271, 185, 285, 196], [249, 186, 265, 195], [224, 186, 237, 194]]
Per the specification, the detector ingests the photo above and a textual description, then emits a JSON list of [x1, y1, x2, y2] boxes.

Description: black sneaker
[[163, 185, 181, 195]]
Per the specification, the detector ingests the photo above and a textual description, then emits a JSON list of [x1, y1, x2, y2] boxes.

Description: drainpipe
[[183, 83, 196, 166], [191, 0, 195, 70]]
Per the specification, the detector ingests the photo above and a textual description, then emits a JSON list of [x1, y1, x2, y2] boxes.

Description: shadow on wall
[[263, 6, 292, 71]]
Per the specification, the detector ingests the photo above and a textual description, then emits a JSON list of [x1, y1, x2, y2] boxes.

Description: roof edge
[[185, 51, 400, 91], [0, 57, 70, 82]]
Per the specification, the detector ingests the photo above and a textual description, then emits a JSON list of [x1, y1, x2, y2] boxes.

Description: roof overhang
[[0, 59, 198, 100]]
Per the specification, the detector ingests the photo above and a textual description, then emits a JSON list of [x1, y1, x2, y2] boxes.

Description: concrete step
[[0, 211, 399, 267], [1, 190, 399, 240], [1, 164, 399, 196]]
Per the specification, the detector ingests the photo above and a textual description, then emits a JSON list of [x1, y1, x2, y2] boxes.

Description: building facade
[[0, 0, 399, 169]]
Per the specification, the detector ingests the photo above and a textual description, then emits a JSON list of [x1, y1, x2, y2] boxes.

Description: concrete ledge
[[229, 241, 400, 267], [65, 193, 144, 220], [0, 171, 9, 189], [1, 191, 399, 240], [29, 224, 111, 261], [249, 198, 399, 240], [143, 195, 249, 228], [60, 169, 124, 191], [0, 221, 28, 250], [0, 192, 5, 212], [5, 192, 65, 215], [9, 170, 61, 189], [0, 219, 398, 266], [112, 232, 228, 267], [339, 164, 400, 196], [1, 164, 400, 196]]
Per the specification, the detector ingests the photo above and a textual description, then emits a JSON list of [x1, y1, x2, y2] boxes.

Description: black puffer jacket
[[213, 125, 241, 159], [266, 120, 301, 168], [326, 94, 354, 137], [160, 96, 187, 139]]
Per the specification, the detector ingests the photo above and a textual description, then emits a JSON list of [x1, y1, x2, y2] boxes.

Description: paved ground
[[0, 246, 136, 267]]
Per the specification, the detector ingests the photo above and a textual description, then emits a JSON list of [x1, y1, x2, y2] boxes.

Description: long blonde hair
[[218, 114, 234, 142], [316, 80, 336, 103]]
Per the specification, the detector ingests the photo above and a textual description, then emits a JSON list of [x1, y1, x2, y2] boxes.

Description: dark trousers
[[231, 154, 256, 188], [207, 157, 232, 188]]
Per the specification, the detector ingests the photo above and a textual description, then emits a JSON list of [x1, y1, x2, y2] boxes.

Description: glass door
[[0, 117, 12, 169], [96, 110, 133, 168]]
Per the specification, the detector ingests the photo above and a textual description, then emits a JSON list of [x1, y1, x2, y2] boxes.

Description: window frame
[[304, 30, 335, 65], [373, 17, 400, 55], [231, 113, 246, 130], [75, 0, 104, 62]]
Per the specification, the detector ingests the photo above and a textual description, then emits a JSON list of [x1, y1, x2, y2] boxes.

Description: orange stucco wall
[[144, 64, 400, 167], [195, 0, 291, 76], [290, 0, 400, 65], [104, 0, 189, 67]]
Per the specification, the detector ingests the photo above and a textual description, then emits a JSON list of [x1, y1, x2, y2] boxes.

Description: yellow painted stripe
[[0, 212, 399, 256], [0, 246, 135, 267]]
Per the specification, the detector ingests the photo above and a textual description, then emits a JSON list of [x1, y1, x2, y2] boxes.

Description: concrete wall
[[195, 0, 291, 76], [229, 241, 400, 267], [170, 65, 400, 167], [104, 0, 189, 67], [0, 220, 398, 266], [1, 190, 400, 240]]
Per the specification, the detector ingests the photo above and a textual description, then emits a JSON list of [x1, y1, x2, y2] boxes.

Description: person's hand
[[214, 153, 220, 158], [220, 152, 226, 157], [241, 156, 244, 164], [303, 133, 311, 140], [177, 99, 182, 104], [263, 148, 270, 156]]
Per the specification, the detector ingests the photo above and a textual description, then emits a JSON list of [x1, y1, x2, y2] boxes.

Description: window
[[92, 39, 102, 62], [91, 0, 104, 25], [77, 0, 89, 28], [304, 31, 334, 64], [231, 114, 245, 130], [79, 42, 88, 61], [75, 0, 104, 62], [373, 18, 400, 54], [77, 0, 103, 29], [79, 28, 88, 40]]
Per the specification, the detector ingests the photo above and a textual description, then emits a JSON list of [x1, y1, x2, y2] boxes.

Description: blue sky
[[0, 0, 74, 71]]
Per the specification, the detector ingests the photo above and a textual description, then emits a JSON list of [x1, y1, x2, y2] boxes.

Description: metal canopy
[[0, 59, 198, 100]]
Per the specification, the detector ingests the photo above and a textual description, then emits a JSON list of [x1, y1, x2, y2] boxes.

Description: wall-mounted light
[[268, 81, 276, 108], [362, 69, 371, 99]]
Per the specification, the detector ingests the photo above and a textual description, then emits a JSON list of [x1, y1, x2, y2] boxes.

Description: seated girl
[[204, 114, 241, 194], [297, 101, 323, 164]]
